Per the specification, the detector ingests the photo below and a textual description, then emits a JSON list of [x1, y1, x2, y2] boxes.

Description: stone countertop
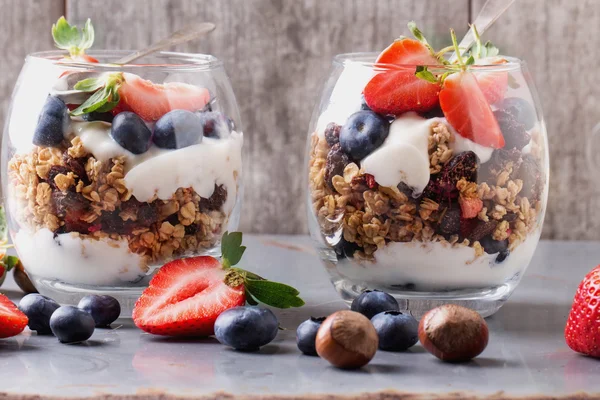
[[0, 235, 599, 400]]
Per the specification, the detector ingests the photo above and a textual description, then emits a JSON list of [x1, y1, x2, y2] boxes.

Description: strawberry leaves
[[52, 17, 95, 58], [70, 73, 124, 116], [221, 231, 305, 308]]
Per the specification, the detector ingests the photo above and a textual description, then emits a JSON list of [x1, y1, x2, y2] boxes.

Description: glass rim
[[333, 52, 524, 72], [26, 50, 224, 72]]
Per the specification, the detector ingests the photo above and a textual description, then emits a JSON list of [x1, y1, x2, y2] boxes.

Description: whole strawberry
[[565, 265, 600, 357]]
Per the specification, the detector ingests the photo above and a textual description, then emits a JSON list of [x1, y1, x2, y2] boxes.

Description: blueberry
[[350, 290, 399, 320], [496, 249, 510, 263], [296, 317, 326, 356], [82, 111, 114, 123], [333, 237, 360, 260], [49, 306, 95, 344], [18, 294, 60, 335], [502, 97, 536, 130], [33, 96, 69, 147], [339, 110, 390, 160], [196, 111, 233, 138], [480, 235, 509, 255], [110, 112, 152, 154], [371, 311, 419, 351], [153, 109, 203, 149], [214, 306, 278, 351], [77, 295, 121, 327]]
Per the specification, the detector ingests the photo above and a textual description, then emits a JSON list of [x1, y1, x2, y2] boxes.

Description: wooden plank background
[[1, 0, 597, 239]]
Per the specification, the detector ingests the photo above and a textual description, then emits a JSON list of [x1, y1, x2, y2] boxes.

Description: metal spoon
[[448, 0, 515, 63], [115, 22, 216, 65]]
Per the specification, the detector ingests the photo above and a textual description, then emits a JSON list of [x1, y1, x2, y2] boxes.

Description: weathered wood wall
[[1, 0, 597, 239]]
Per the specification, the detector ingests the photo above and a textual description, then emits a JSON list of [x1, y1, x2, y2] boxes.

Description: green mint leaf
[[465, 55, 476, 65], [415, 66, 438, 84], [0, 206, 7, 243], [245, 289, 259, 306], [74, 76, 106, 92], [245, 279, 304, 309], [2, 256, 18, 271], [52, 16, 95, 57], [484, 41, 500, 58], [79, 19, 95, 51], [70, 73, 122, 116], [221, 231, 246, 268], [70, 88, 110, 116]]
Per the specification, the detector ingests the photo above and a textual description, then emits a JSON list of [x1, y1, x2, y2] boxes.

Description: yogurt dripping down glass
[[306, 52, 548, 318], [1, 50, 244, 314]]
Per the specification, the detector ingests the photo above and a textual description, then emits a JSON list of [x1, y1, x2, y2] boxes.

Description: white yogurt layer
[[360, 113, 494, 194], [338, 232, 540, 290], [14, 228, 146, 286], [316, 63, 375, 137], [71, 122, 243, 214]]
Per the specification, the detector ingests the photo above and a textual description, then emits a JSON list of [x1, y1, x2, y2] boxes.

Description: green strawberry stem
[[70, 73, 124, 116], [220, 232, 304, 309], [450, 29, 466, 69], [52, 17, 94, 58]]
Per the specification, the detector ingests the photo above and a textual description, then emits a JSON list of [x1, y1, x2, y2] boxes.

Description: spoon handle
[[448, 0, 515, 63], [115, 22, 216, 65]]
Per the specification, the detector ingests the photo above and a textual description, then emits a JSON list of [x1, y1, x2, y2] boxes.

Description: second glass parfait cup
[[2, 50, 243, 312], [306, 53, 548, 317]]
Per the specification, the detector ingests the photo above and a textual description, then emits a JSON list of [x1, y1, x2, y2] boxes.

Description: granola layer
[[309, 121, 545, 261], [8, 137, 229, 268]]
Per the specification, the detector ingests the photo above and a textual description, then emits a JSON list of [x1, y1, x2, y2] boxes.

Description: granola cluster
[[308, 121, 545, 261], [8, 137, 228, 267]]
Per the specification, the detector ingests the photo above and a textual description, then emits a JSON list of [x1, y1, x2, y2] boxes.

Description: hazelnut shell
[[418, 304, 489, 362], [316, 310, 378, 369]]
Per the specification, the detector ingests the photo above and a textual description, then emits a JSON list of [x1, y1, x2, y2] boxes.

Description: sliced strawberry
[[439, 72, 505, 148], [132, 256, 245, 337], [0, 294, 28, 338], [363, 39, 441, 115], [475, 71, 508, 105], [117, 73, 211, 121]]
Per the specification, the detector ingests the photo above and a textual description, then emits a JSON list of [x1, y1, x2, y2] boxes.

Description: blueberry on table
[[33, 96, 69, 147], [296, 316, 326, 356], [214, 306, 278, 351], [110, 111, 152, 154], [197, 111, 233, 138], [153, 109, 203, 149], [18, 294, 60, 335], [502, 97, 536, 130], [78, 295, 121, 327], [50, 306, 95, 344], [339, 110, 390, 160], [371, 311, 419, 351], [351, 290, 399, 320]]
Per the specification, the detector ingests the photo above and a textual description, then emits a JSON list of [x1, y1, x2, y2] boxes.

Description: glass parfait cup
[[1, 51, 243, 314], [306, 53, 548, 317]]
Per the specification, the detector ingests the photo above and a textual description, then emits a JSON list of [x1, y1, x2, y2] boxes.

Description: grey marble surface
[[0, 235, 599, 399]]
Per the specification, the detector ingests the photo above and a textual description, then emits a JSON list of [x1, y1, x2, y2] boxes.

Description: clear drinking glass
[[1, 51, 243, 314], [306, 53, 548, 317]]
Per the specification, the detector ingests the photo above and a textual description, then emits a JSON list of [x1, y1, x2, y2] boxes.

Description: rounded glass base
[[320, 251, 521, 319], [30, 275, 152, 318]]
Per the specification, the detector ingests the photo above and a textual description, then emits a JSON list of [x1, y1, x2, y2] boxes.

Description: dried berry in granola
[[324, 123, 342, 147], [62, 154, 88, 183], [425, 151, 479, 201], [468, 220, 499, 242], [199, 185, 227, 211], [52, 190, 88, 218], [333, 237, 361, 259], [47, 165, 73, 190], [485, 148, 522, 179], [518, 154, 542, 201], [325, 144, 350, 191], [99, 211, 135, 235], [439, 207, 461, 236], [137, 203, 160, 226], [494, 110, 531, 150], [480, 235, 509, 255]]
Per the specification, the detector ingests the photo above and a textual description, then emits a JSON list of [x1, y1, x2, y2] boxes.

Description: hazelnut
[[418, 304, 489, 362], [13, 260, 37, 294], [315, 310, 378, 369]]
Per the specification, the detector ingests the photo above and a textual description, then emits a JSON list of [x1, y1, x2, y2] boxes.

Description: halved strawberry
[[0, 294, 28, 338], [117, 73, 210, 121], [475, 71, 508, 105], [439, 72, 505, 148], [133, 256, 245, 337], [363, 39, 442, 115]]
